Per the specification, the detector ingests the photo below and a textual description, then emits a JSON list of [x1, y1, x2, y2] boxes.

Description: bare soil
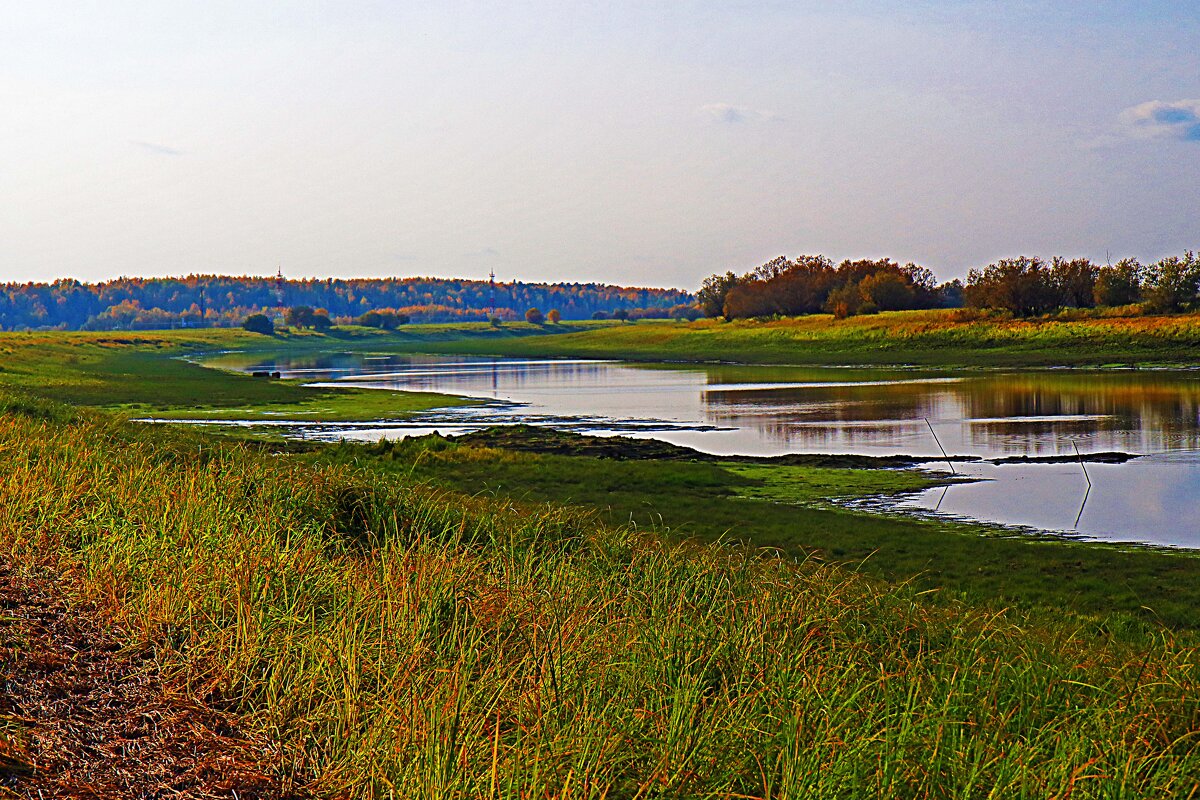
[[0, 566, 299, 799]]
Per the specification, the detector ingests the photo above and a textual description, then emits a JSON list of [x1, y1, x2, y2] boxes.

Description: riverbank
[[2, 400, 1198, 795], [317, 427, 1200, 631], [394, 309, 1200, 367]]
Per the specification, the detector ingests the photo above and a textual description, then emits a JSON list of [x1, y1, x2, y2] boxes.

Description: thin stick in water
[[925, 418, 955, 474], [1072, 441, 1092, 489]]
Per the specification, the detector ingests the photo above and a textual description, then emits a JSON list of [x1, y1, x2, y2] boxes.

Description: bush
[[546, 309, 561, 324], [241, 313, 274, 335], [1094, 260, 1143, 307], [964, 257, 1060, 316], [1143, 252, 1199, 313], [525, 307, 544, 325], [669, 304, 702, 321], [357, 310, 409, 329]]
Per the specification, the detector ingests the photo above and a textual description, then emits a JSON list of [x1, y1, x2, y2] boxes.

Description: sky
[[2, 1, 1198, 289]]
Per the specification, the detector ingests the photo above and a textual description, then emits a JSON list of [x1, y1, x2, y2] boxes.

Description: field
[[388, 309, 1200, 367], [1, 324, 1200, 796]]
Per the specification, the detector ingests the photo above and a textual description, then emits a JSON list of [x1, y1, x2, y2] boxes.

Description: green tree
[[285, 306, 315, 327], [1143, 253, 1200, 313], [696, 272, 740, 317], [1093, 259, 1143, 307], [858, 271, 914, 311], [241, 313, 274, 335]]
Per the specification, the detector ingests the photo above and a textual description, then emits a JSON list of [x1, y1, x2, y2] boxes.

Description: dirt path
[[0, 566, 298, 799]]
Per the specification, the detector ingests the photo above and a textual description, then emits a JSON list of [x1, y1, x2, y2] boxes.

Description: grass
[[324, 434, 1200, 632], [2, 400, 1199, 797], [0, 329, 471, 421], [388, 309, 1200, 367]]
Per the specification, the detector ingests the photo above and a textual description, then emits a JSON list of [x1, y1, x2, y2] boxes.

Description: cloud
[[1118, 100, 1200, 142], [699, 103, 778, 124], [130, 140, 185, 156]]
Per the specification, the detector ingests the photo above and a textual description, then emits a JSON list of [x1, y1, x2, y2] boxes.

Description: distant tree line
[[0, 275, 693, 331], [697, 250, 1200, 320], [697, 256, 951, 320]]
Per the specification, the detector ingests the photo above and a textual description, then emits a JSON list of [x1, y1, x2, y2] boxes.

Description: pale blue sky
[[2, 2, 1197, 288]]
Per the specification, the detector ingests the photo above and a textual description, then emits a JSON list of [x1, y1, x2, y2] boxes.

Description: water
[[201, 352, 1200, 547]]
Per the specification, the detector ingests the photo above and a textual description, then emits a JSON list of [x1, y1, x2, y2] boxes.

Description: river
[[205, 352, 1200, 548]]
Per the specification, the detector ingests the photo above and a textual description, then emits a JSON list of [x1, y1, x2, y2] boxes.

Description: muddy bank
[[453, 425, 932, 468], [989, 451, 1139, 465], [451, 426, 1143, 469]]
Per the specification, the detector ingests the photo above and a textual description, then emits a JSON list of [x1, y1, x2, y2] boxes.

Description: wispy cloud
[[1119, 99, 1200, 142], [130, 140, 185, 156], [699, 103, 779, 124]]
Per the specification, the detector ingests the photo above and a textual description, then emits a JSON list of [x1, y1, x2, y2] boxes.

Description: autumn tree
[[963, 257, 1060, 316]]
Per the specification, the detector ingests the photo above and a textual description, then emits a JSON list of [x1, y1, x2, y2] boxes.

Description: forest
[[0, 275, 693, 331]]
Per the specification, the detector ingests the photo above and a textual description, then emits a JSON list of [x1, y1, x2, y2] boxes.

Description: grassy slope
[[324, 436, 1200, 631], [0, 328, 469, 420], [392, 310, 1200, 367], [2, 401, 1197, 797]]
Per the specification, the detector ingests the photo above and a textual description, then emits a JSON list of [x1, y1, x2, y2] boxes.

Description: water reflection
[[199, 352, 1200, 545]]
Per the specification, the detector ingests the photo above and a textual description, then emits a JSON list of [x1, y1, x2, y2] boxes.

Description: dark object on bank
[[990, 451, 1139, 465]]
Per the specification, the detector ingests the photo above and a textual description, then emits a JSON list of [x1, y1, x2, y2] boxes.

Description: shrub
[[1094, 259, 1143, 307], [525, 307, 544, 324], [357, 310, 408, 329], [241, 313, 274, 335], [964, 257, 1060, 316], [1143, 252, 1199, 313]]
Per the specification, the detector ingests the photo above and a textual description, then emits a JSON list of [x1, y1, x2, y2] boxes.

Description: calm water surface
[[208, 352, 1200, 548]]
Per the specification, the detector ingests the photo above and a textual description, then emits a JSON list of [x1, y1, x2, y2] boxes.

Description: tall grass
[[1, 403, 1198, 797]]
